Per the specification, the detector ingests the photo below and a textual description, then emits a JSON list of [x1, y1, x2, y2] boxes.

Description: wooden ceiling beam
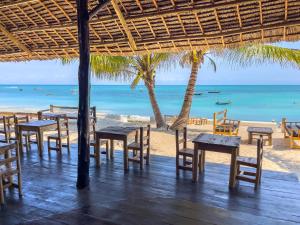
[[10, 0, 260, 33], [89, 0, 111, 21], [0, 23, 31, 55], [22, 19, 300, 52], [0, 0, 39, 9], [111, 0, 137, 50]]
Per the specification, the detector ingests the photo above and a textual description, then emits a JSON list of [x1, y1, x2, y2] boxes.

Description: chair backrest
[[0, 143, 20, 176], [14, 115, 30, 139], [0, 116, 15, 141], [175, 127, 187, 153], [138, 125, 151, 148], [213, 109, 227, 132], [56, 117, 69, 137], [89, 117, 96, 140], [257, 135, 264, 166]]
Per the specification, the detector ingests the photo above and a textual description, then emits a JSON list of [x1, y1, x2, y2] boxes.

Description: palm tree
[[63, 53, 175, 128], [170, 44, 300, 130]]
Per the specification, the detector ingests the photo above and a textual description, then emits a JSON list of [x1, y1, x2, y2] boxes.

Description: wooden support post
[[76, 0, 91, 189]]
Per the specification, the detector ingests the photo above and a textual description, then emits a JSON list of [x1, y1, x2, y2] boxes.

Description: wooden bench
[[38, 105, 97, 121], [282, 118, 300, 148], [213, 110, 240, 136]]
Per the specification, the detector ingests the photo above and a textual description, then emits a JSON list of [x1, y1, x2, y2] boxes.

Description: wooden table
[[192, 133, 241, 188], [16, 120, 57, 157], [39, 113, 67, 120], [95, 126, 139, 170], [247, 127, 273, 145]]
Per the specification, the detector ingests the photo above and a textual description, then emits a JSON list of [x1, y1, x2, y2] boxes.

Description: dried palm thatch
[[0, 0, 299, 61]]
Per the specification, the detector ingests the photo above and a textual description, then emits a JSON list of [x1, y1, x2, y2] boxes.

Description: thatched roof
[[0, 0, 299, 61]]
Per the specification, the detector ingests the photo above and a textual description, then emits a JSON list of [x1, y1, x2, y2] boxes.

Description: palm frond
[[215, 44, 300, 69], [205, 55, 217, 72], [90, 55, 134, 81], [130, 72, 142, 89]]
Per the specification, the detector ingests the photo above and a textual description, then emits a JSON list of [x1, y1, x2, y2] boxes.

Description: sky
[[0, 41, 299, 85]]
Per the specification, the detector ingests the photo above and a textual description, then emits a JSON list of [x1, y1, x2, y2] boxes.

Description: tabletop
[[41, 113, 67, 118], [193, 133, 241, 148], [17, 120, 57, 128], [247, 127, 273, 134], [96, 126, 138, 136]]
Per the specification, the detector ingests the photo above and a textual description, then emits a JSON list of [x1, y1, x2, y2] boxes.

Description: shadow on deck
[[1, 145, 300, 225]]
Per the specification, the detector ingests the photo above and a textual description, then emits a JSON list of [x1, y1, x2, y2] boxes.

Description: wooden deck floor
[[1, 145, 300, 225]]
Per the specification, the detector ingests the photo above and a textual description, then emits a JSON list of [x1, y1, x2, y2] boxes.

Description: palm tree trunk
[[170, 59, 201, 130], [145, 81, 166, 128]]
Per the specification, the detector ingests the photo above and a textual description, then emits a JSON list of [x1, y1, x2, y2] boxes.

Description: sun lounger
[[282, 118, 300, 148], [213, 110, 240, 136]]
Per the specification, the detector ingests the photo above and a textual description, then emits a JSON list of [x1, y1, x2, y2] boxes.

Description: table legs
[[123, 139, 129, 171], [37, 130, 44, 157], [229, 148, 238, 189], [248, 132, 252, 144], [269, 134, 272, 146], [18, 128, 23, 153], [110, 139, 114, 159], [192, 144, 199, 182], [95, 137, 100, 167]]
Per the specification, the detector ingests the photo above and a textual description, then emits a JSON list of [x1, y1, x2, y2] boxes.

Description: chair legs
[[48, 137, 70, 155], [0, 176, 4, 205]]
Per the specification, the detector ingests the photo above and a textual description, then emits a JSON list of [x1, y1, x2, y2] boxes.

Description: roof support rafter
[[0, 23, 31, 55], [111, 0, 137, 50], [89, 0, 111, 21]]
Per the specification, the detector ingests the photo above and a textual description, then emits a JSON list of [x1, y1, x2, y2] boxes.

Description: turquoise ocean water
[[0, 85, 299, 122]]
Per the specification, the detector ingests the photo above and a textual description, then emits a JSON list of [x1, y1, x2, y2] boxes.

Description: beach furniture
[[236, 136, 264, 189], [47, 117, 70, 154], [192, 133, 241, 188], [187, 118, 208, 125], [12, 115, 38, 152], [89, 117, 109, 160], [94, 126, 139, 170], [175, 127, 202, 176], [213, 110, 240, 136], [0, 116, 14, 143], [247, 127, 273, 146], [282, 118, 300, 148], [16, 120, 57, 157], [127, 125, 151, 170], [38, 105, 97, 121], [0, 142, 22, 205]]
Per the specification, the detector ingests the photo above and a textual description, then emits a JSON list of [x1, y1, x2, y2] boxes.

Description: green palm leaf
[[215, 44, 300, 68]]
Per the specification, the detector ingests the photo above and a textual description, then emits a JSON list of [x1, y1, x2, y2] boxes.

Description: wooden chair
[[0, 116, 14, 143], [12, 115, 38, 151], [282, 118, 300, 149], [213, 110, 240, 136], [89, 116, 109, 159], [47, 117, 70, 154], [127, 125, 151, 170], [0, 143, 22, 205], [236, 136, 264, 189], [175, 127, 202, 176]]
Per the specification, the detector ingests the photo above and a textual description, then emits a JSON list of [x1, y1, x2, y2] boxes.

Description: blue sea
[[0, 85, 299, 122]]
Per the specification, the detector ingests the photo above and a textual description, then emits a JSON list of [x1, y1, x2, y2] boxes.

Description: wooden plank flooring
[[1, 144, 300, 225]]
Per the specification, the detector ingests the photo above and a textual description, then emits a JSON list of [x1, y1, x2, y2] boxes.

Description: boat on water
[[216, 100, 231, 105], [208, 91, 220, 93], [194, 92, 203, 96]]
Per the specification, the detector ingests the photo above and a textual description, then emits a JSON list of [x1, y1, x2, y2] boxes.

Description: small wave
[[5, 86, 19, 89]]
